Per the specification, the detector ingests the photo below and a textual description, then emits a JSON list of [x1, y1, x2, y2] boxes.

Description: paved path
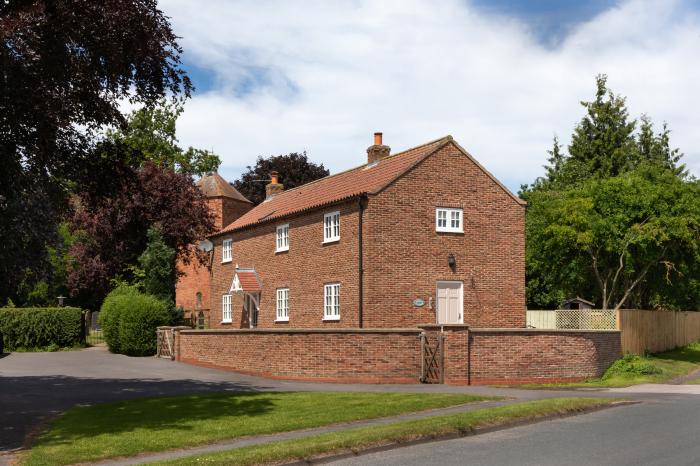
[[1, 347, 695, 465], [330, 394, 700, 466]]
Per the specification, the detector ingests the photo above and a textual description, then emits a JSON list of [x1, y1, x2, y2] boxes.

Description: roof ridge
[[259, 135, 454, 200]]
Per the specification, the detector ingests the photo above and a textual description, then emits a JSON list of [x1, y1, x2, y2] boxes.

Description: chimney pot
[[367, 132, 390, 164], [265, 171, 284, 200]]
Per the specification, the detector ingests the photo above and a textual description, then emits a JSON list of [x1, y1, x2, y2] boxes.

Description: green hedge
[[99, 286, 171, 356], [0, 307, 83, 351]]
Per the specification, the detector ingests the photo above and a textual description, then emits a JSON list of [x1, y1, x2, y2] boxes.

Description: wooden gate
[[156, 327, 175, 360], [420, 333, 444, 383]]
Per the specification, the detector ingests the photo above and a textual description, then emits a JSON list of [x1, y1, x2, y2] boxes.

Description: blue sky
[[162, 0, 700, 192]]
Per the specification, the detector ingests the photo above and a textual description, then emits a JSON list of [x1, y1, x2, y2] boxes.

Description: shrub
[[0, 307, 83, 351], [99, 286, 170, 356], [100, 286, 138, 353], [601, 354, 664, 380]]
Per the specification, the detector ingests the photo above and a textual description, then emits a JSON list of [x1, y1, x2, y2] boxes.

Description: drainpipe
[[357, 195, 368, 328]]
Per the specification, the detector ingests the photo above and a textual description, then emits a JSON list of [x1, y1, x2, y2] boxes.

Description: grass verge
[[518, 341, 700, 389], [22, 391, 494, 466], [151, 398, 622, 466]]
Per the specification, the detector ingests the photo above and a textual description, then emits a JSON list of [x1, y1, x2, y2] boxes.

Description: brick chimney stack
[[367, 132, 390, 164], [265, 171, 284, 199]]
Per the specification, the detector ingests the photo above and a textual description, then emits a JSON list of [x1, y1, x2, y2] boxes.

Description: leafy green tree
[[138, 227, 177, 303], [527, 168, 700, 310], [0, 0, 190, 304], [107, 101, 221, 176], [234, 152, 330, 205], [523, 75, 695, 309]]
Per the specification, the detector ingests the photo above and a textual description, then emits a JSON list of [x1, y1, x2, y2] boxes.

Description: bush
[[100, 286, 138, 353], [0, 307, 83, 351], [99, 286, 171, 356], [601, 354, 664, 380]]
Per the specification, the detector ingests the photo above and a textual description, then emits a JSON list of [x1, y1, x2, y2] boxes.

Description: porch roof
[[230, 268, 262, 293]]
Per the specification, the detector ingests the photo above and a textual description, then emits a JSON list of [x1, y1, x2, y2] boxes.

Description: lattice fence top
[[526, 309, 617, 330]]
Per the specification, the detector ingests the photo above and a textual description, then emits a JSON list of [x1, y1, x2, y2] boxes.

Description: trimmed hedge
[[100, 286, 171, 356], [0, 307, 83, 351]]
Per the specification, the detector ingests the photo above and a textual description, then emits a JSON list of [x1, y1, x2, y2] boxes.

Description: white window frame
[[222, 238, 233, 263], [323, 211, 340, 243], [323, 283, 340, 320], [276, 224, 289, 252], [276, 288, 289, 322], [436, 208, 463, 233], [222, 294, 232, 323]]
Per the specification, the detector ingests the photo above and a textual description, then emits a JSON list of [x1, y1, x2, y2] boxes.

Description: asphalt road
[[330, 395, 700, 466]]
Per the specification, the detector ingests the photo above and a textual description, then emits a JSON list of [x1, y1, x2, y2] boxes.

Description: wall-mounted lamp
[[447, 253, 456, 269]]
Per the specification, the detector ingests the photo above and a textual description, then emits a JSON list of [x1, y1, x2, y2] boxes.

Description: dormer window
[[222, 238, 233, 262], [323, 211, 340, 243]]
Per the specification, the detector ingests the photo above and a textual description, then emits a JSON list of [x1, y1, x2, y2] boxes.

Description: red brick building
[[175, 172, 252, 324], [208, 134, 526, 329], [171, 134, 621, 385]]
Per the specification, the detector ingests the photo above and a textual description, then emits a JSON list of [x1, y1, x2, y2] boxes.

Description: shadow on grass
[[35, 392, 278, 450], [0, 374, 278, 452], [653, 342, 700, 363]]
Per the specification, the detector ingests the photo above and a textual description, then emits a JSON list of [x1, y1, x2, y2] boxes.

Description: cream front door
[[436, 281, 463, 324]]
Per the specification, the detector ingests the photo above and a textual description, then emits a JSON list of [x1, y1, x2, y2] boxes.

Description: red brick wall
[[209, 201, 361, 328], [210, 197, 253, 231], [175, 327, 619, 385], [177, 328, 422, 383], [175, 196, 251, 314], [363, 143, 526, 328], [463, 329, 622, 385], [175, 251, 210, 312]]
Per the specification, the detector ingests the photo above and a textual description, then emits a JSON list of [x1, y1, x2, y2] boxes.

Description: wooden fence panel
[[617, 310, 700, 355]]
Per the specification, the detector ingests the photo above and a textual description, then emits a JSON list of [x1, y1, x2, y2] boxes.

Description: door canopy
[[230, 267, 262, 293]]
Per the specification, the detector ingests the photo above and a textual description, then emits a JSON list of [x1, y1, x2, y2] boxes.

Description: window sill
[[322, 317, 340, 321], [436, 230, 464, 234], [220, 321, 232, 325], [274, 318, 289, 323], [322, 238, 340, 245], [275, 248, 289, 254], [222, 259, 233, 264]]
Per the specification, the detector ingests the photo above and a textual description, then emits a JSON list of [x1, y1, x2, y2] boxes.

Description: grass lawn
[[22, 391, 495, 466], [519, 341, 700, 389], [152, 398, 621, 466]]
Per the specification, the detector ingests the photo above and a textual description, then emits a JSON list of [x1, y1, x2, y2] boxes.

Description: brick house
[[208, 134, 526, 330], [175, 172, 252, 324], [172, 133, 621, 385]]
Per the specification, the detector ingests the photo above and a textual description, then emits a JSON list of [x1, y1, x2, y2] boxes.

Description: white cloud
[[161, 0, 700, 191]]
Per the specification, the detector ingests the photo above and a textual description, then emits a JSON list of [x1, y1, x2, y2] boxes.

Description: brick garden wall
[[177, 328, 423, 383], [464, 328, 622, 385], [175, 326, 621, 385]]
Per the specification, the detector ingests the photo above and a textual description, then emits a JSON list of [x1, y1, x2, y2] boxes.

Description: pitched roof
[[230, 268, 262, 292], [197, 172, 252, 203], [218, 135, 524, 234]]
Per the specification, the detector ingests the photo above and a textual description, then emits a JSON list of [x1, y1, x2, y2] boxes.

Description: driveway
[[0, 347, 693, 457]]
